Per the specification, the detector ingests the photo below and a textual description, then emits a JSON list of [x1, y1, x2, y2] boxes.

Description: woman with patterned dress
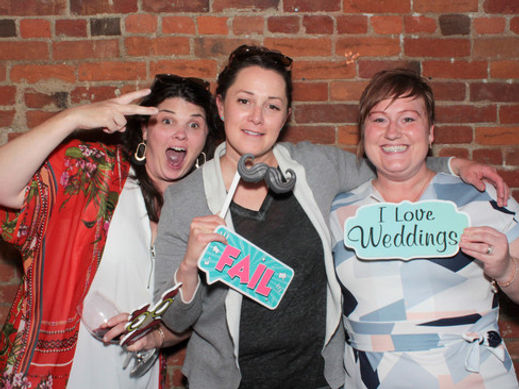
[[0, 76, 221, 389], [330, 69, 519, 388]]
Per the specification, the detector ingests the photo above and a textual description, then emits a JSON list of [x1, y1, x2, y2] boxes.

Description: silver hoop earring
[[195, 152, 207, 169], [134, 142, 146, 165]]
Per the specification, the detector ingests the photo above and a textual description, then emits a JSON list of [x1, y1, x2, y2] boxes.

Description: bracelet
[[156, 326, 165, 348], [496, 257, 518, 288]]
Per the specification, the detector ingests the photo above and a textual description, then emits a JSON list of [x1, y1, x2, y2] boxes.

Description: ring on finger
[[486, 245, 494, 255]]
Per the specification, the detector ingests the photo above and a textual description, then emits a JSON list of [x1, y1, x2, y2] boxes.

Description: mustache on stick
[[237, 153, 296, 194]]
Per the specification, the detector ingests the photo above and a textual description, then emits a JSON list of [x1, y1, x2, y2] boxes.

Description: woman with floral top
[[0, 75, 222, 389]]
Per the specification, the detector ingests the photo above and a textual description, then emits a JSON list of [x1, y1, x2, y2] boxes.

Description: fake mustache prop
[[237, 153, 296, 194]]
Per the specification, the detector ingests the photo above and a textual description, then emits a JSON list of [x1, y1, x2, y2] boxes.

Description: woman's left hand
[[451, 158, 509, 207]]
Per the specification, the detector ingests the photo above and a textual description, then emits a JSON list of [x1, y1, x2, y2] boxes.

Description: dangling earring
[[133, 142, 146, 166], [195, 152, 207, 169]]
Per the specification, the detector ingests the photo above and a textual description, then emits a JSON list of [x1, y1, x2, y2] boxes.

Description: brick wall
[[0, 0, 518, 387]]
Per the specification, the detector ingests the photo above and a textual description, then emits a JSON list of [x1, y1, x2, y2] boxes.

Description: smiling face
[[216, 66, 290, 166], [363, 95, 434, 182], [142, 97, 208, 194]]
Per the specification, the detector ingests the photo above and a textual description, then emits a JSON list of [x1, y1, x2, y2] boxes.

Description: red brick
[[71, 86, 119, 104], [471, 83, 519, 103], [0, 110, 15, 127], [1, 0, 66, 16], [20, 19, 51, 38], [474, 17, 506, 34], [25, 90, 68, 109], [53, 39, 119, 60], [284, 0, 340, 12], [264, 38, 332, 58], [513, 190, 519, 203], [330, 81, 369, 102], [0, 261, 21, 284], [338, 125, 360, 145], [150, 59, 217, 80], [0, 86, 16, 105], [491, 61, 519, 79], [125, 36, 190, 57], [337, 37, 400, 57], [212, 0, 276, 12], [293, 82, 328, 102], [198, 16, 228, 35], [371, 16, 403, 35], [405, 38, 470, 58], [125, 14, 157, 33], [499, 169, 519, 187], [11, 64, 75, 83], [303, 15, 333, 34], [280, 125, 335, 144], [343, 0, 410, 13], [423, 61, 487, 79], [358, 60, 420, 79], [506, 149, 519, 165], [512, 17, 519, 34], [439, 14, 470, 36], [194, 37, 255, 58], [294, 103, 357, 124], [476, 126, 519, 145], [473, 148, 503, 165], [474, 38, 519, 58], [0, 65, 6, 81], [56, 19, 88, 37], [78, 61, 147, 81], [437, 146, 469, 158], [404, 16, 437, 34], [430, 82, 466, 102], [0, 42, 48, 60], [26, 110, 60, 128], [268, 16, 300, 34], [161, 16, 196, 34], [484, 0, 519, 14], [70, 0, 138, 14], [436, 105, 496, 124], [232, 16, 264, 35], [337, 15, 368, 34], [414, 0, 477, 12], [434, 125, 473, 144], [293, 60, 355, 81], [500, 105, 519, 124], [0, 284, 18, 305]]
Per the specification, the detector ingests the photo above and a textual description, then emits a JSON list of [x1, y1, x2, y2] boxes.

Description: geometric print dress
[[330, 173, 519, 388]]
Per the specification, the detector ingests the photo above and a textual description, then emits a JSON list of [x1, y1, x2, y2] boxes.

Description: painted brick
[[474, 17, 506, 34], [25, 91, 68, 109], [436, 105, 496, 123], [511, 17, 519, 34], [268, 16, 300, 34], [53, 39, 119, 60], [337, 37, 400, 57], [343, 0, 410, 13], [232, 16, 264, 35], [405, 38, 470, 58], [194, 37, 254, 58], [293, 60, 355, 81], [125, 36, 190, 57], [303, 15, 333, 34], [125, 14, 157, 33], [371, 16, 403, 35], [434, 125, 473, 144], [439, 14, 470, 36], [294, 103, 357, 124], [506, 149, 519, 165], [483, 0, 519, 14], [71, 86, 119, 104], [476, 126, 519, 145], [337, 125, 359, 145], [284, 0, 339, 12], [212, 0, 277, 12], [20, 19, 51, 38], [1, 0, 66, 16], [358, 60, 420, 79], [78, 61, 147, 81], [293, 82, 328, 102], [500, 105, 519, 124], [437, 146, 469, 158], [150, 59, 217, 79], [491, 61, 519, 79], [473, 148, 503, 165], [471, 83, 519, 103], [414, 0, 477, 13], [264, 37, 332, 57], [198, 16, 228, 35], [0, 86, 16, 106], [162, 16, 196, 34], [0, 110, 15, 127], [0, 42, 48, 60], [404, 16, 437, 34], [423, 61, 487, 79], [0, 20, 16, 37], [474, 38, 519, 58], [336, 15, 368, 34], [91, 18, 121, 36], [280, 125, 335, 144], [330, 81, 369, 102], [11, 64, 75, 83], [56, 19, 88, 37], [70, 0, 138, 15], [430, 81, 466, 102]]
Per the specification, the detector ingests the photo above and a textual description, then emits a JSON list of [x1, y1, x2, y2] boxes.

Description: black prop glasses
[[151, 73, 210, 91], [228, 45, 293, 70]]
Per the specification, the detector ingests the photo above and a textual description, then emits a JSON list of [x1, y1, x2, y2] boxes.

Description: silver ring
[[486, 245, 494, 255]]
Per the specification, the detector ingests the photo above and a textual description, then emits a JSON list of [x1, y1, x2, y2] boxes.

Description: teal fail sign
[[344, 200, 470, 260], [198, 226, 294, 309]]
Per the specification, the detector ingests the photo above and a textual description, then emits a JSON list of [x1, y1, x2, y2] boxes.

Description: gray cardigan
[[154, 142, 449, 389]]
